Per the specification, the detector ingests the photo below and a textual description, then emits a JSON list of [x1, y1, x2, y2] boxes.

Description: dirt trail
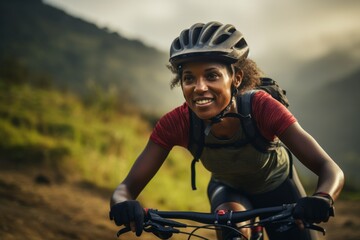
[[0, 167, 359, 240]]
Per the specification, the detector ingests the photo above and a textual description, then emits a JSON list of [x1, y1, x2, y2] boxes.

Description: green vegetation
[[0, 82, 145, 185], [0, 79, 211, 211]]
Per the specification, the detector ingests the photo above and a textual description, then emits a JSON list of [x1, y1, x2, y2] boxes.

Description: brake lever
[[144, 221, 180, 239], [274, 219, 326, 236], [304, 222, 326, 236], [301, 205, 333, 236], [116, 218, 183, 239], [116, 226, 131, 237], [144, 210, 187, 239]]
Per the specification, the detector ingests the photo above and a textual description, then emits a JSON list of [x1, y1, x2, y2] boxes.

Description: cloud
[[43, 0, 360, 76], [43, 0, 359, 48]]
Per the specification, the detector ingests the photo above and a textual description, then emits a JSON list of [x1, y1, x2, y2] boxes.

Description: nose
[[194, 78, 208, 93]]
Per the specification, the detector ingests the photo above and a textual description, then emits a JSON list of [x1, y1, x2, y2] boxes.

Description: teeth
[[196, 99, 213, 105]]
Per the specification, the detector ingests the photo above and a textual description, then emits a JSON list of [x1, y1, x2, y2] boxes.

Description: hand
[[293, 196, 334, 223], [109, 200, 144, 236]]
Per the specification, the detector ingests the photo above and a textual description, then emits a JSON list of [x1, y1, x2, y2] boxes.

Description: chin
[[194, 111, 216, 120]]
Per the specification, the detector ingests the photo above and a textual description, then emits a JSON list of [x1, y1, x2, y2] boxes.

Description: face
[[181, 61, 240, 120]]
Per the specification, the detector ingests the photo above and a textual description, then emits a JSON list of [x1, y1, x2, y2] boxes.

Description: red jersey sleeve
[[150, 103, 190, 150], [251, 91, 297, 141]]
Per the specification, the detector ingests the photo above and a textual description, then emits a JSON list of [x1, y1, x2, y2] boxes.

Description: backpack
[[188, 77, 292, 190]]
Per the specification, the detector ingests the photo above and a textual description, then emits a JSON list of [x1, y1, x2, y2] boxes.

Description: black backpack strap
[[238, 90, 293, 178], [188, 108, 205, 190], [238, 90, 257, 139], [237, 90, 280, 153]]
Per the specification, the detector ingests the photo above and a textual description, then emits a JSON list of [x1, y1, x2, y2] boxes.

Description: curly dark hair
[[168, 59, 263, 93]]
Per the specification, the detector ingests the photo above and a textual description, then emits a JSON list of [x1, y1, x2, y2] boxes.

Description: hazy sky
[[43, 0, 360, 83]]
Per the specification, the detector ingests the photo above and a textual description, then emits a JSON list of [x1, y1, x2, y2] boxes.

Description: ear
[[233, 70, 243, 88]]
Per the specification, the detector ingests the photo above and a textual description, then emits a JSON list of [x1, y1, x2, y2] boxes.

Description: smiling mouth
[[194, 98, 214, 106]]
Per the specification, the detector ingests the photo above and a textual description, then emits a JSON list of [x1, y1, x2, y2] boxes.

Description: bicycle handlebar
[[146, 204, 294, 225], [116, 203, 329, 239]]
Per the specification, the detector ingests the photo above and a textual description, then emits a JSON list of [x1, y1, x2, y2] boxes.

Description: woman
[[109, 21, 344, 239]]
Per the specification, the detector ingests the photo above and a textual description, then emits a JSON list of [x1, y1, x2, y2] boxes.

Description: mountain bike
[[115, 203, 331, 240]]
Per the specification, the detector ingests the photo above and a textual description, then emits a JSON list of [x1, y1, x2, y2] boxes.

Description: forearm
[[280, 123, 345, 201], [314, 161, 345, 201], [109, 140, 170, 207]]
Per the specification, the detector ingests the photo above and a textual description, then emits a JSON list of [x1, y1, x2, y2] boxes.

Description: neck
[[206, 100, 240, 139], [210, 117, 240, 139]]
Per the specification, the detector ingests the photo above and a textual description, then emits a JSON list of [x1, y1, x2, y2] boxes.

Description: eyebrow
[[204, 67, 218, 72], [183, 67, 219, 74]]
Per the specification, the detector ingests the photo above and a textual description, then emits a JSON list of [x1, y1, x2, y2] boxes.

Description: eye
[[206, 72, 220, 81], [182, 74, 195, 84]]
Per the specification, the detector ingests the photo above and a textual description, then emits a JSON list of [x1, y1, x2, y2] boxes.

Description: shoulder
[[161, 102, 189, 124], [172, 102, 189, 116], [251, 90, 297, 140], [150, 102, 190, 150], [251, 90, 287, 112], [252, 90, 276, 103]]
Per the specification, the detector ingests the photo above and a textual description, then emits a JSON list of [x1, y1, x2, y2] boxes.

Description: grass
[[1, 82, 356, 212], [0, 83, 211, 211]]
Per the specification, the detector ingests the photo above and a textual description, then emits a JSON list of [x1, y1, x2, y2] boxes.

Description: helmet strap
[[204, 84, 238, 135]]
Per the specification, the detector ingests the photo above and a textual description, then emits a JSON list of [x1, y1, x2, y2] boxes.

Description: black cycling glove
[[109, 200, 144, 236], [293, 194, 334, 223]]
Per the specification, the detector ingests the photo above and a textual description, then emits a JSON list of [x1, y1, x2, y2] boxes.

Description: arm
[[279, 122, 344, 200], [110, 139, 170, 206], [109, 105, 188, 234]]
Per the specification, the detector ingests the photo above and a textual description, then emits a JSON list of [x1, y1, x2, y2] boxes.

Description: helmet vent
[[235, 38, 247, 49], [201, 25, 220, 43], [213, 34, 230, 45], [192, 27, 202, 46], [227, 27, 236, 34], [173, 38, 181, 50], [183, 29, 190, 46]]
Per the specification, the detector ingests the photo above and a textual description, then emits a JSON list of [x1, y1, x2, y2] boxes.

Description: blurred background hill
[[0, 0, 359, 201], [294, 69, 360, 190], [0, 0, 183, 115]]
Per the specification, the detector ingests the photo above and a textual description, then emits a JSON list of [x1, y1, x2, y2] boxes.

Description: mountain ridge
[[0, 0, 182, 114]]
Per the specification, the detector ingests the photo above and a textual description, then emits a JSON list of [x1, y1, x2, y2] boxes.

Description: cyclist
[[109, 21, 344, 240]]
